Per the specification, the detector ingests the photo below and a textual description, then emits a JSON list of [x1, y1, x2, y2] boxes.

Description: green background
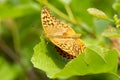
[[0, 0, 120, 80]]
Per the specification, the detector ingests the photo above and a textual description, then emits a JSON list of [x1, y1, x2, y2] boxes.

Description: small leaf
[[102, 28, 120, 38], [31, 36, 118, 79], [113, 15, 120, 28], [87, 8, 109, 20]]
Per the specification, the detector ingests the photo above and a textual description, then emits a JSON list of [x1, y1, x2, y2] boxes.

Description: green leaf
[[53, 46, 118, 78], [0, 0, 40, 18], [31, 36, 118, 79], [87, 8, 109, 20], [102, 28, 120, 38], [31, 36, 68, 78]]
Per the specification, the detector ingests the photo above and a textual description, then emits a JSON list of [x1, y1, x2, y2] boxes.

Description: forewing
[[41, 7, 76, 38]]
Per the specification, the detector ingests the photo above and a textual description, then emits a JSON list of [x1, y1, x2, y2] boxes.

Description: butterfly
[[41, 7, 86, 59]]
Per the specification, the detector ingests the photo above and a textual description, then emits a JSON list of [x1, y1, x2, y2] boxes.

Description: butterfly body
[[41, 7, 86, 59]]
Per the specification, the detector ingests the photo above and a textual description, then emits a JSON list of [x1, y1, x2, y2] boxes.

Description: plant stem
[[39, 0, 77, 25], [0, 18, 2, 38], [64, 4, 78, 24], [12, 23, 21, 54], [108, 18, 114, 22], [4, 19, 21, 55]]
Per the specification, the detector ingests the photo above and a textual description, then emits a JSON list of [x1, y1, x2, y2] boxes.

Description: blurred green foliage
[[0, 0, 120, 80]]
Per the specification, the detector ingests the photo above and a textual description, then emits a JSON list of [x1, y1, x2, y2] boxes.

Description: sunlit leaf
[[31, 36, 68, 78], [87, 8, 109, 20], [31, 36, 118, 79]]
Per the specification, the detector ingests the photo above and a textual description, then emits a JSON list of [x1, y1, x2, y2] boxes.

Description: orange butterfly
[[41, 7, 86, 59]]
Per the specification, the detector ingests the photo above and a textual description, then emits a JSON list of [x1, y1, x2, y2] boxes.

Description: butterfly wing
[[41, 7, 76, 38]]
